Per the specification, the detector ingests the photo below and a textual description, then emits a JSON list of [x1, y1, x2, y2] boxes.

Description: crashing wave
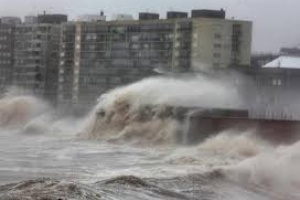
[[80, 76, 242, 145], [198, 131, 272, 158]]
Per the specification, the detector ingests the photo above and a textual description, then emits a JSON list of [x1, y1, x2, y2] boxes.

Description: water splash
[[0, 94, 49, 128], [219, 140, 300, 199], [81, 76, 243, 145], [199, 130, 272, 158]]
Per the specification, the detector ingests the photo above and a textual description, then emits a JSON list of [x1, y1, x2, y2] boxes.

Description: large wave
[[80, 76, 243, 145]]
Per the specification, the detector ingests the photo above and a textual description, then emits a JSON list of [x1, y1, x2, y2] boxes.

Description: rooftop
[[263, 55, 300, 69]]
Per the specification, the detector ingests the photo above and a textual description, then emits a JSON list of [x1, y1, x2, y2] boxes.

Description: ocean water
[[0, 77, 300, 200]]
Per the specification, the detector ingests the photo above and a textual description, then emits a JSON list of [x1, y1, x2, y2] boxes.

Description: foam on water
[[198, 130, 273, 158], [218, 140, 300, 199]]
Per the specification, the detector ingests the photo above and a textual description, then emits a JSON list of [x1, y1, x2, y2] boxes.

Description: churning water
[[0, 76, 300, 200]]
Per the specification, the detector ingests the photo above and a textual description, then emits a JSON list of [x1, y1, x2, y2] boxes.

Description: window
[[130, 35, 139, 42], [85, 33, 97, 40], [88, 45, 96, 51], [214, 44, 222, 48], [33, 51, 40, 56], [213, 53, 221, 58], [214, 33, 222, 39], [213, 63, 220, 68], [272, 78, 282, 86], [131, 44, 140, 49], [143, 43, 150, 49]]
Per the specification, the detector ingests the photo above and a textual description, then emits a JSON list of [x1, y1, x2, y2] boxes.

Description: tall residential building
[[191, 17, 252, 70], [37, 13, 68, 24], [58, 9, 252, 108], [58, 18, 190, 107], [13, 14, 67, 104], [0, 17, 21, 25], [0, 18, 18, 94]]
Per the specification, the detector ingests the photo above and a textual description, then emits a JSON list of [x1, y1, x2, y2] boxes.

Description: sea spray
[[81, 76, 243, 145], [198, 130, 272, 158], [164, 131, 272, 172], [218, 141, 300, 199], [0, 95, 50, 128]]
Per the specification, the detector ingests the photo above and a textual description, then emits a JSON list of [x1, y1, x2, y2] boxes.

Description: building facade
[[13, 22, 62, 103], [58, 19, 193, 107], [0, 17, 21, 25], [0, 19, 17, 94], [191, 18, 252, 70], [24, 16, 38, 24], [58, 10, 252, 108], [239, 67, 300, 120], [37, 13, 68, 24]]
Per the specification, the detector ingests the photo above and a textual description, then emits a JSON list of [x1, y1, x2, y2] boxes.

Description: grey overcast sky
[[0, 0, 299, 53]]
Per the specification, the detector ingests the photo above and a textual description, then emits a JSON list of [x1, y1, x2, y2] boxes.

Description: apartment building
[[13, 14, 67, 103], [191, 17, 252, 70], [58, 9, 252, 108], [0, 18, 18, 94], [58, 15, 191, 107], [37, 13, 68, 24], [0, 17, 21, 26]]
